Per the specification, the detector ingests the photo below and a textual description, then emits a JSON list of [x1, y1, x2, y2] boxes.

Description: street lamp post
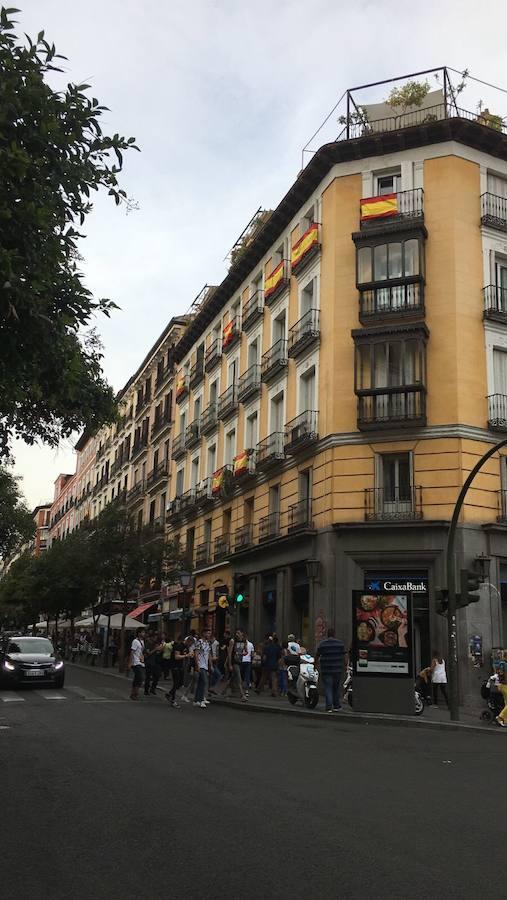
[[179, 569, 193, 628], [445, 436, 507, 721]]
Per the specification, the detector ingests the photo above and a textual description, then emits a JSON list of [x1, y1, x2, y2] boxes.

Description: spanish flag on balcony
[[211, 467, 224, 495], [175, 372, 186, 398], [233, 449, 250, 478], [222, 318, 234, 349], [291, 222, 319, 270], [265, 260, 285, 300], [360, 193, 398, 221]]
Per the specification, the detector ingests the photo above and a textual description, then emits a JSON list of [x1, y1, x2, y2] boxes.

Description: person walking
[[225, 629, 248, 701], [129, 627, 146, 700], [209, 633, 222, 692], [179, 635, 197, 703], [431, 651, 449, 707], [255, 634, 282, 697], [144, 631, 163, 695], [315, 628, 346, 713], [193, 628, 212, 708], [241, 632, 254, 692], [165, 634, 187, 708], [161, 635, 174, 680]]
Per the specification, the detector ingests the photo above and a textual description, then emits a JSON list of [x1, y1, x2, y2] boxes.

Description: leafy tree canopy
[[0, 6, 139, 457], [0, 464, 34, 559]]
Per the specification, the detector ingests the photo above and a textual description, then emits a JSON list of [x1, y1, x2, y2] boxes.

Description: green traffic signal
[[236, 592, 244, 604]]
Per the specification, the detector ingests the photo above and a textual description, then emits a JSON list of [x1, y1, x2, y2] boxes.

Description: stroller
[[480, 675, 504, 721]]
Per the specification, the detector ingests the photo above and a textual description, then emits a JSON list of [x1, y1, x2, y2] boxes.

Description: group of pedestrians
[[128, 625, 347, 711]]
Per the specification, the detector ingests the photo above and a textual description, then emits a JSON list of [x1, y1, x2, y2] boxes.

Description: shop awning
[[129, 600, 157, 620]]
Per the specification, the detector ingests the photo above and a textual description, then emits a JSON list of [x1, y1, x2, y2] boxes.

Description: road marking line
[[1, 694, 25, 702], [0, 726, 10, 730], [40, 693, 66, 700], [65, 687, 104, 701]]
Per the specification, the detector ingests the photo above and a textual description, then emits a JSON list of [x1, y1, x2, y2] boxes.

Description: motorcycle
[[343, 665, 424, 716], [286, 653, 319, 709]]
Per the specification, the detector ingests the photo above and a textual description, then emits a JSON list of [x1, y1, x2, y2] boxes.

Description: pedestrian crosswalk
[[0, 686, 132, 704]]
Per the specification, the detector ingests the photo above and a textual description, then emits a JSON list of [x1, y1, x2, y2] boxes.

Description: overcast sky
[[12, 0, 507, 508]]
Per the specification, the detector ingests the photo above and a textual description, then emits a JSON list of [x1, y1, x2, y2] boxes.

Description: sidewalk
[[67, 661, 500, 734]]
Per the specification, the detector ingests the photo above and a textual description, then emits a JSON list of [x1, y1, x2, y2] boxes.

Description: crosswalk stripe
[[39, 693, 66, 700], [65, 686, 107, 701], [1, 694, 25, 702]]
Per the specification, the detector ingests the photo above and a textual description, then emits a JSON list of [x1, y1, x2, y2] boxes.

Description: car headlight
[[3, 660, 16, 671], [54, 661, 64, 670]]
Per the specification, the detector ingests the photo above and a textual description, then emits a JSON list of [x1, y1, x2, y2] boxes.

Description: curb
[[67, 663, 499, 735]]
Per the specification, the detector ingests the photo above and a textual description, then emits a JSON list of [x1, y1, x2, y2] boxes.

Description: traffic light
[[435, 589, 448, 617], [232, 572, 247, 604], [458, 569, 481, 609]]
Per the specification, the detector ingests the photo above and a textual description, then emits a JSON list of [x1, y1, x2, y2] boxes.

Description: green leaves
[[0, 7, 139, 455]]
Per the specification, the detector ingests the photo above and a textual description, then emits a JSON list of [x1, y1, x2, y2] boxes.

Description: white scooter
[[286, 652, 319, 709]]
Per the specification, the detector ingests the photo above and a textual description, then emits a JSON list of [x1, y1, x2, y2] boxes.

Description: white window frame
[[296, 351, 319, 414], [225, 427, 236, 465], [206, 442, 217, 477], [269, 387, 285, 434], [190, 454, 200, 489], [245, 408, 259, 450], [298, 264, 320, 317]]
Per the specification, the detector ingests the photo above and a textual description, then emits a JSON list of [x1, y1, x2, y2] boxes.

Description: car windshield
[[7, 639, 54, 655]]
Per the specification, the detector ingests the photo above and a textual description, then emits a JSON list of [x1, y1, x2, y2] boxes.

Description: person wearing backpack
[[225, 629, 248, 701]]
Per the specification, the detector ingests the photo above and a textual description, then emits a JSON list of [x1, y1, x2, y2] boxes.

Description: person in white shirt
[[431, 650, 448, 707], [241, 633, 255, 691], [129, 628, 145, 701], [287, 634, 301, 656]]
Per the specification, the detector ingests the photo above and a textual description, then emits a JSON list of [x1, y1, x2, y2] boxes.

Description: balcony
[[238, 363, 261, 403], [234, 524, 253, 552], [261, 338, 288, 383], [127, 481, 145, 505], [357, 387, 426, 430], [257, 432, 285, 469], [481, 192, 507, 233], [189, 357, 205, 389], [364, 486, 423, 521], [217, 384, 238, 421], [175, 373, 189, 404], [288, 309, 320, 357], [483, 285, 507, 323], [201, 402, 218, 436], [131, 434, 149, 460], [291, 222, 321, 276], [195, 477, 214, 508], [144, 517, 165, 537], [233, 449, 256, 481], [205, 338, 222, 373], [147, 461, 169, 491], [359, 188, 424, 231], [151, 410, 172, 439], [488, 394, 507, 431], [288, 499, 313, 532], [195, 541, 212, 568], [284, 411, 318, 452], [185, 420, 200, 450], [171, 433, 186, 460], [156, 363, 172, 390], [359, 281, 424, 324], [211, 464, 234, 500], [242, 290, 264, 331], [222, 316, 241, 353], [497, 490, 507, 523], [110, 456, 127, 477], [214, 534, 230, 561], [135, 392, 151, 418], [179, 488, 197, 514], [259, 511, 280, 542], [264, 260, 289, 307]]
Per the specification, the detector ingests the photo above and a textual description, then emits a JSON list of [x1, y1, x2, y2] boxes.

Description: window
[[175, 468, 184, 496], [196, 341, 205, 363], [207, 444, 216, 476], [228, 358, 238, 386], [186, 527, 195, 563], [493, 349, 507, 396], [160, 491, 167, 522], [379, 453, 413, 514], [209, 379, 218, 406], [244, 496, 254, 526], [137, 509, 143, 531], [357, 339, 423, 390], [193, 395, 201, 421], [232, 298, 241, 324], [300, 277, 316, 316], [152, 448, 159, 470], [141, 461, 147, 482], [273, 310, 286, 343], [225, 429, 236, 465], [357, 238, 421, 285], [204, 518, 212, 545], [273, 241, 286, 267], [149, 499, 156, 523], [164, 439, 170, 462], [270, 391, 284, 432], [179, 409, 187, 435], [134, 468, 139, 485], [191, 456, 200, 489], [251, 271, 263, 295], [222, 508, 232, 537], [299, 367, 316, 412], [375, 170, 401, 196], [299, 469, 312, 502], [301, 202, 316, 233], [248, 337, 259, 368], [269, 484, 280, 517], [246, 411, 258, 449], [488, 173, 507, 198]]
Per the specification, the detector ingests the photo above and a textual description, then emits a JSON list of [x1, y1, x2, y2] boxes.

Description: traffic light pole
[[446, 436, 507, 721]]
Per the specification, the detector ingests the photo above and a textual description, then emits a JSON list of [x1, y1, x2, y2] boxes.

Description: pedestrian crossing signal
[[233, 573, 247, 604]]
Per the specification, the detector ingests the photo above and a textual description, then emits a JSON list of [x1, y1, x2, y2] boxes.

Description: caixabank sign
[[365, 574, 428, 595]]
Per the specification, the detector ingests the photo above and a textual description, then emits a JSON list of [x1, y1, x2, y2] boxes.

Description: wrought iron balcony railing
[[364, 486, 423, 521], [127, 481, 145, 504], [185, 420, 200, 449], [233, 524, 253, 552], [359, 188, 424, 229], [131, 433, 149, 459], [259, 511, 280, 542], [242, 290, 264, 330], [195, 541, 212, 568], [195, 477, 214, 507], [214, 534, 230, 561], [171, 433, 186, 460], [205, 337, 222, 372], [189, 357, 205, 389], [483, 284, 507, 321], [261, 338, 288, 382], [217, 384, 238, 420], [359, 281, 424, 322], [257, 432, 285, 469], [151, 410, 172, 438], [284, 411, 318, 451], [222, 316, 241, 352], [481, 192, 507, 232], [147, 461, 169, 489], [488, 394, 507, 431], [238, 363, 261, 403], [156, 363, 172, 389], [357, 387, 426, 430], [288, 309, 320, 357], [201, 402, 218, 435], [288, 499, 313, 532]]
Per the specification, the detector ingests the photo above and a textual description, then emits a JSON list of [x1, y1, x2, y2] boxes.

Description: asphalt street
[[1, 665, 505, 900]]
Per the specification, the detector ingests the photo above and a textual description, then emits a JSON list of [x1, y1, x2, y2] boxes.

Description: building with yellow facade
[[166, 89, 507, 696]]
